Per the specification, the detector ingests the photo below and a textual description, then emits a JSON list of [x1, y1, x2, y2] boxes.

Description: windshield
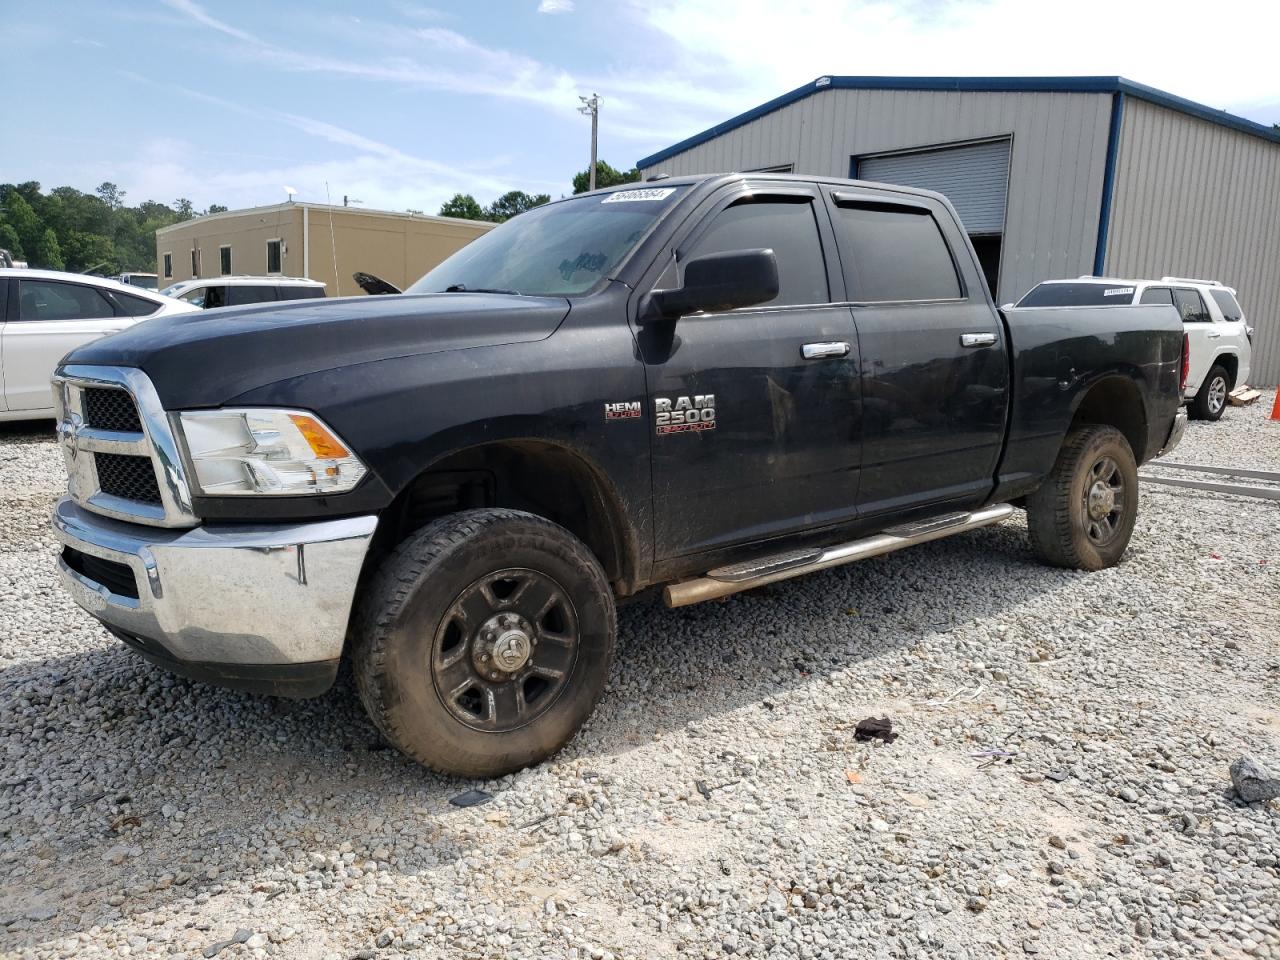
[[408, 187, 685, 297], [159, 283, 188, 298], [1017, 282, 1137, 307]]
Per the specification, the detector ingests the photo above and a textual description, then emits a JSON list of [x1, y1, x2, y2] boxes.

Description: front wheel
[[352, 509, 616, 778], [1190, 364, 1230, 421], [1025, 425, 1139, 571]]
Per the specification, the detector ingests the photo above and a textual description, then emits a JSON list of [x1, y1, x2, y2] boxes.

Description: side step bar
[[663, 503, 1015, 608]]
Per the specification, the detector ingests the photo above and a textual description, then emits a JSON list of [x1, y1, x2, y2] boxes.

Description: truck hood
[[65, 292, 572, 408]]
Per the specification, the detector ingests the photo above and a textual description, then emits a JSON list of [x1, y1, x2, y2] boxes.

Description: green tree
[[438, 193, 486, 220], [96, 181, 126, 210], [60, 231, 116, 273], [484, 190, 550, 222], [32, 227, 64, 270], [173, 198, 195, 219], [0, 223, 22, 259], [1, 192, 45, 255], [206, 203, 229, 214], [572, 160, 641, 195]]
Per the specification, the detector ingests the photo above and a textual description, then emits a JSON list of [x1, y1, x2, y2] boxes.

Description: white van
[[158, 276, 326, 309]]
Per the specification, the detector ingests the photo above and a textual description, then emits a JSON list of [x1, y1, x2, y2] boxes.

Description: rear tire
[[1190, 364, 1230, 421], [1026, 425, 1138, 571], [352, 508, 616, 778]]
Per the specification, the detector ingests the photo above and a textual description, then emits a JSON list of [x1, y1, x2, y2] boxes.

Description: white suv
[[158, 276, 326, 309], [1017, 276, 1253, 421]]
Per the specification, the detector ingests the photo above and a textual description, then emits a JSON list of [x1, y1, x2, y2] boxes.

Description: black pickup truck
[[51, 174, 1186, 776]]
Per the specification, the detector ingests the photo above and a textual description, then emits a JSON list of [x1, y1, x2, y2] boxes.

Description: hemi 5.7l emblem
[[604, 401, 641, 420], [655, 394, 715, 435]]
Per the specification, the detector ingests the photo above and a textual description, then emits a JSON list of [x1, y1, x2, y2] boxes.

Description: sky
[[4, 0, 1280, 215]]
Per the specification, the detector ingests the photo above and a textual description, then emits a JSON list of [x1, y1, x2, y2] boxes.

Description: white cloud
[[537, 0, 575, 12]]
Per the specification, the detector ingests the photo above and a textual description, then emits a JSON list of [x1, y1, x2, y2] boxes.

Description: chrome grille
[[82, 388, 142, 433], [52, 365, 196, 529], [96, 454, 163, 504]]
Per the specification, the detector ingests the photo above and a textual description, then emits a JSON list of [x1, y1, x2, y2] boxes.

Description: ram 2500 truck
[[51, 174, 1187, 777]]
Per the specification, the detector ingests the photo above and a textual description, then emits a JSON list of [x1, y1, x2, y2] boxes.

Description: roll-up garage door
[[858, 139, 1011, 234]]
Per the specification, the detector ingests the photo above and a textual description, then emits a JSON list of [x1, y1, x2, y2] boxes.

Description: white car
[[1016, 275, 1253, 421], [0, 269, 198, 422]]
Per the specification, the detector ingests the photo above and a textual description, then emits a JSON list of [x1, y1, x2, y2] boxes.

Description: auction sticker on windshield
[[602, 188, 676, 203], [1104, 287, 1135, 297]]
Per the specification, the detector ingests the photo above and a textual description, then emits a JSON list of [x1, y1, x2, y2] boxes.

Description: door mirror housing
[[640, 248, 779, 323]]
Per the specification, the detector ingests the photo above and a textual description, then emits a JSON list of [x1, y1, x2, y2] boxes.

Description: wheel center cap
[[474, 613, 535, 676], [1087, 481, 1115, 519], [493, 629, 532, 671]]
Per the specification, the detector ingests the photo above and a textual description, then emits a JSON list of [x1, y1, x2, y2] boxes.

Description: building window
[[266, 239, 282, 274], [162, 252, 172, 279], [219, 245, 232, 276], [190, 248, 200, 278]]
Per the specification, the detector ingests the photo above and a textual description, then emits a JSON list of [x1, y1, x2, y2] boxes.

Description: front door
[[639, 185, 862, 559], [823, 190, 1009, 517], [5, 278, 128, 411]]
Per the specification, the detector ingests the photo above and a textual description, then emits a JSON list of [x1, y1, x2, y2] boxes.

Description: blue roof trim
[[636, 76, 1280, 169]]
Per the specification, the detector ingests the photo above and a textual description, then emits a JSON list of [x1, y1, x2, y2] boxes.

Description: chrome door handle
[[960, 332, 998, 348], [802, 341, 850, 359]]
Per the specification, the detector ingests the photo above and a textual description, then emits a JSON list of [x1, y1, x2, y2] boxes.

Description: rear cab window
[[829, 199, 961, 302], [1018, 283, 1135, 307]]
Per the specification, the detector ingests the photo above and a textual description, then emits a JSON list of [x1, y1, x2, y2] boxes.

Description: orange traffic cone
[[1271, 389, 1280, 421]]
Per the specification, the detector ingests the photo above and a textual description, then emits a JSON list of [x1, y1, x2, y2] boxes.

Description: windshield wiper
[[443, 284, 521, 295]]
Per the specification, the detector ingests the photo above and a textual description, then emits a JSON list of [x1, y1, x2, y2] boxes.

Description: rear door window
[[830, 201, 961, 302], [226, 285, 279, 306], [1172, 288, 1211, 323], [684, 197, 829, 307], [1209, 289, 1243, 321], [17, 280, 116, 321], [202, 285, 231, 309], [1138, 287, 1174, 306], [276, 286, 324, 301]]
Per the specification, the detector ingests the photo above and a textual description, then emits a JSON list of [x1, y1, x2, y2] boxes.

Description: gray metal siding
[[643, 88, 1113, 305], [1106, 97, 1280, 386], [858, 139, 1011, 234]]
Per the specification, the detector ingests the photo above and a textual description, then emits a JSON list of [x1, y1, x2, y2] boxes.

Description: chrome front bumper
[[53, 498, 377, 694], [1156, 409, 1188, 459]]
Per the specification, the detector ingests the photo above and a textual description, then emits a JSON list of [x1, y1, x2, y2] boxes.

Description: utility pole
[[578, 93, 599, 191]]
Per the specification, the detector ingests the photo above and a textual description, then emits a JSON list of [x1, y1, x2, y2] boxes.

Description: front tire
[[353, 509, 616, 778], [1190, 364, 1230, 421], [1025, 425, 1139, 571]]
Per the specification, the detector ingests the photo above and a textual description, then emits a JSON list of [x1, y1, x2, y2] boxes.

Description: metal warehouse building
[[637, 77, 1280, 386]]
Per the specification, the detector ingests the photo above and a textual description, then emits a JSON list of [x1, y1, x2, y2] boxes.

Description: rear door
[[825, 189, 1008, 517], [0, 279, 9, 413], [1171, 287, 1214, 392], [5, 278, 128, 411], [638, 182, 863, 558]]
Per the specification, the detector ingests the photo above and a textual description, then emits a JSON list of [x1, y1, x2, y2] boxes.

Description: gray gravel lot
[[2, 396, 1278, 960]]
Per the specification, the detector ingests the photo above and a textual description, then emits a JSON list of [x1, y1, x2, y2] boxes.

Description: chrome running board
[[663, 503, 1015, 608]]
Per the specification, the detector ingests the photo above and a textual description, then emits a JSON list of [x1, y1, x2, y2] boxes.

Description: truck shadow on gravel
[[0, 517, 1077, 948]]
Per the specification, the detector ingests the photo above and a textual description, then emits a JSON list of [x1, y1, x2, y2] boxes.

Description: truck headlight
[[176, 409, 368, 496]]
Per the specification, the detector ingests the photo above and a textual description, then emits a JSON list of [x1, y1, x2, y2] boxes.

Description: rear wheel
[[1190, 364, 1230, 421], [353, 508, 616, 778], [1026, 425, 1139, 571]]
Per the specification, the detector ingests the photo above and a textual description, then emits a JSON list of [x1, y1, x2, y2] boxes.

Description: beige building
[[155, 202, 495, 296]]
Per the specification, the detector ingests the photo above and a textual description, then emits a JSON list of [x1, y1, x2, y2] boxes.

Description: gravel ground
[[1, 396, 1278, 960]]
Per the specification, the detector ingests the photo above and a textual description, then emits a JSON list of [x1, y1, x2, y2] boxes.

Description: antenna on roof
[[283, 185, 298, 203]]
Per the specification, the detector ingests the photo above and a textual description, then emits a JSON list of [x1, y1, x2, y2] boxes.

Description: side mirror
[[641, 249, 779, 323]]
